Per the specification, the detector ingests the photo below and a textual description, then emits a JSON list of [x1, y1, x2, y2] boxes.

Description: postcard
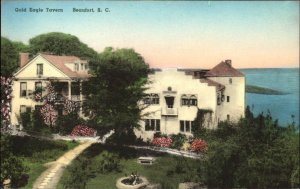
[[1, 1, 299, 189]]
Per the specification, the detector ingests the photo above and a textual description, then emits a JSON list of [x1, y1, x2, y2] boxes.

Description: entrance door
[[165, 96, 174, 108]]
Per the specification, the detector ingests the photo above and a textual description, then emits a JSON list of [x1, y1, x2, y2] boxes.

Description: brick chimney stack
[[225, 59, 232, 67], [19, 53, 30, 68]]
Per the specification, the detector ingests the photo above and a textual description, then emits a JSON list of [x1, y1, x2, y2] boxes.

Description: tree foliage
[[1, 37, 19, 77], [193, 106, 300, 188], [28, 32, 98, 59], [0, 135, 28, 187], [84, 47, 149, 140]]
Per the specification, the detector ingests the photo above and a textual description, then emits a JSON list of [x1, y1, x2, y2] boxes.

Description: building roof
[[205, 61, 244, 77], [200, 78, 225, 91], [40, 54, 90, 78]]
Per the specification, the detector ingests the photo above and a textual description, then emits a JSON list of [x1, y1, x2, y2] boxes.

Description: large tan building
[[11, 53, 89, 126], [11, 54, 245, 139], [135, 60, 245, 140]]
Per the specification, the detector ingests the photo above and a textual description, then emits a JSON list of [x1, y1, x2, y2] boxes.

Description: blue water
[[240, 68, 299, 127]]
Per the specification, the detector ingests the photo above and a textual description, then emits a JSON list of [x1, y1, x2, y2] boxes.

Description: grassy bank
[[6, 135, 79, 189], [246, 85, 288, 95]]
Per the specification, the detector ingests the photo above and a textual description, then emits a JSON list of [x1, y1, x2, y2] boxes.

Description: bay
[[240, 68, 299, 127]]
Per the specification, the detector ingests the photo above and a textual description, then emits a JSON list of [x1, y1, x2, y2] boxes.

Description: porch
[[52, 81, 86, 102]]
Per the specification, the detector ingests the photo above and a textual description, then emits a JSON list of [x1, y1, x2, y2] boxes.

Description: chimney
[[225, 59, 232, 67], [19, 53, 30, 68]]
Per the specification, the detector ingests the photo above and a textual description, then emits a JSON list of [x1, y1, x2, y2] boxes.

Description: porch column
[[79, 81, 83, 101], [79, 81, 83, 116], [68, 81, 71, 100]]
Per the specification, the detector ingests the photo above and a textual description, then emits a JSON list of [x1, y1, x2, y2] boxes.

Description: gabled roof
[[40, 54, 90, 78], [205, 61, 244, 77]]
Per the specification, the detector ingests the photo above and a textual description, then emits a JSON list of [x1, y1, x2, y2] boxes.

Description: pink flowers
[[190, 139, 208, 153], [34, 92, 42, 101], [63, 99, 79, 114], [40, 104, 58, 127], [44, 83, 57, 103], [151, 134, 208, 153], [1, 77, 13, 124], [151, 137, 173, 147], [71, 125, 97, 137]]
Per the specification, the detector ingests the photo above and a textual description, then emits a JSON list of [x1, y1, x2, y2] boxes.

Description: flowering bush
[[190, 139, 208, 153], [44, 83, 57, 103], [32, 86, 44, 102], [151, 137, 173, 147], [63, 99, 80, 114], [40, 104, 58, 127], [71, 125, 97, 137], [1, 77, 13, 126]]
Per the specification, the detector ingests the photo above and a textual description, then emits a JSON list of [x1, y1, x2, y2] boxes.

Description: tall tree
[[29, 32, 98, 59], [1, 37, 19, 77], [84, 47, 149, 142]]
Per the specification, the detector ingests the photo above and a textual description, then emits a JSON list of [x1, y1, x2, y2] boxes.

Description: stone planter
[[116, 176, 149, 189]]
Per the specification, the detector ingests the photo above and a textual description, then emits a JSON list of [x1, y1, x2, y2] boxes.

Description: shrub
[[1, 135, 28, 186], [153, 132, 167, 138], [170, 133, 187, 150], [61, 157, 91, 189], [20, 112, 32, 131], [94, 151, 120, 173], [190, 139, 208, 153], [56, 112, 83, 135], [70, 125, 97, 137], [105, 129, 137, 145], [151, 137, 172, 147]]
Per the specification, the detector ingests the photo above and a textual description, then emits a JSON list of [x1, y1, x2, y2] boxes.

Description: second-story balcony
[[161, 107, 178, 116]]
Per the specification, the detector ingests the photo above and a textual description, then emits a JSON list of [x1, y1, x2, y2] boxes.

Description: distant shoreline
[[239, 67, 299, 70], [246, 85, 289, 95]]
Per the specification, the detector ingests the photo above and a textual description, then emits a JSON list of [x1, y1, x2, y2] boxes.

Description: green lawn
[[7, 135, 79, 189], [57, 144, 204, 189]]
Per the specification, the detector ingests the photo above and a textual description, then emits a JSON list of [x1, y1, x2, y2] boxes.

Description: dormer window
[[74, 63, 79, 71], [37, 64, 43, 75]]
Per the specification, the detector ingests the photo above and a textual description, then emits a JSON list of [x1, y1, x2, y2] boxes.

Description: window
[[20, 105, 26, 113], [227, 96, 230, 102], [145, 119, 160, 131], [74, 64, 79, 71], [190, 95, 197, 106], [181, 95, 189, 106], [152, 94, 159, 104], [35, 82, 42, 94], [181, 94, 197, 106], [85, 64, 89, 70], [180, 120, 193, 133], [37, 64, 43, 75], [144, 93, 159, 105], [20, 105, 31, 113], [20, 82, 27, 97], [35, 82, 42, 90], [81, 63, 84, 70], [229, 78, 232, 84], [227, 114, 230, 121]]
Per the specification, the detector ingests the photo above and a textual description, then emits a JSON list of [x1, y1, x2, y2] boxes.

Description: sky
[[1, 1, 299, 69]]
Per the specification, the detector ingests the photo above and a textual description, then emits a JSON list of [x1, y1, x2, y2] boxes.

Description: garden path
[[32, 141, 94, 189]]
